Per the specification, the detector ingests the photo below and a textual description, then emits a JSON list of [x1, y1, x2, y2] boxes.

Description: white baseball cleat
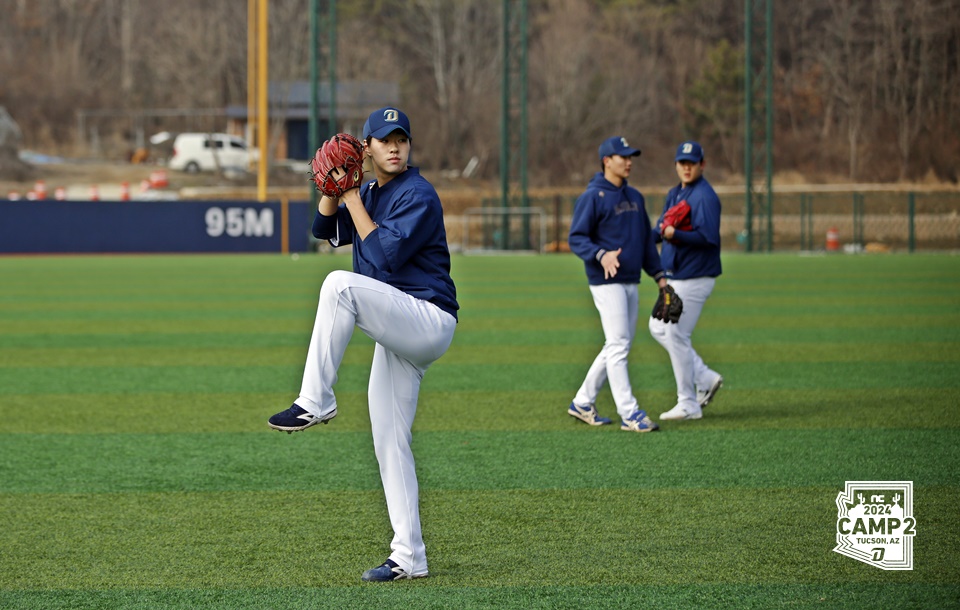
[[659, 404, 703, 421], [620, 410, 659, 432], [697, 375, 723, 408], [568, 402, 613, 426]]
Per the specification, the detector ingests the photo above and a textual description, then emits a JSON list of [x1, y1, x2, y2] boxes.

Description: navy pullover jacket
[[312, 167, 459, 320], [653, 176, 722, 280], [568, 172, 664, 286]]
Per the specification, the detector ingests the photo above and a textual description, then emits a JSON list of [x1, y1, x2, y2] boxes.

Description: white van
[[168, 133, 259, 173]]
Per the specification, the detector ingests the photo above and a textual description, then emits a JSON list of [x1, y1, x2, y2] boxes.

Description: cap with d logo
[[363, 107, 412, 140], [675, 141, 704, 162]]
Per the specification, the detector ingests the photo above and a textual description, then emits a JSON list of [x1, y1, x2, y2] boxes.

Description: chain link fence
[[763, 191, 960, 252], [455, 189, 960, 253]]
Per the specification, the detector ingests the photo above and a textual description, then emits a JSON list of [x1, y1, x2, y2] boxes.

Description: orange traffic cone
[[120, 182, 130, 201], [150, 170, 169, 189], [89, 185, 100, 201], [826, 227, 840, 251], [34, 180, 47, 200]]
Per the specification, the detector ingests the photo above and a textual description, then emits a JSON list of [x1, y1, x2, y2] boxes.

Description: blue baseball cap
[[598, 136, 641, 161], [675, 141, 704, 162], [363, 107, 412, 140]]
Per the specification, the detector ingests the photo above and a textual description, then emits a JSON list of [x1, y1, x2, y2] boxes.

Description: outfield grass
[[0, 252, 958, 609]]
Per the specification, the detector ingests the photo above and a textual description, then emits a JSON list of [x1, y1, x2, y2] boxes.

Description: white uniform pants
[[648, 277, 717, 411], [295, 270, 456, 576], [574, 283, 640, 419]]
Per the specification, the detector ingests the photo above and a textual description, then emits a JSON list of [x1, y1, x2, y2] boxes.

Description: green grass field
[[1, 252, 958, 609]]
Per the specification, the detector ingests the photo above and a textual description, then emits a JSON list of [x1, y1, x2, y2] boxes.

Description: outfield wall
[[0, 200, 314, 254]]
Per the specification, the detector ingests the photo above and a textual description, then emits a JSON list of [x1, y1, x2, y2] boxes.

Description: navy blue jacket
[[312, 167, 459, 320], [568, 172, 664, 286], [654, 176, 722, 279]]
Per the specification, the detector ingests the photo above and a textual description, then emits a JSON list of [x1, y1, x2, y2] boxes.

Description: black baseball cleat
[[361, 559, 428, 582], [267, 404, 337, 433]]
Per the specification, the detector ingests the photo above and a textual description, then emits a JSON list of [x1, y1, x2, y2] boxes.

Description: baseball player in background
[[267, 107, 459, 581], [650, 141, 723, 421], [567, 136, 667, 433]]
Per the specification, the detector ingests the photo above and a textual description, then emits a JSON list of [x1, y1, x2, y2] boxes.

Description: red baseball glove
[[310, 133, 365, 198], [662, 199, 692, 231]]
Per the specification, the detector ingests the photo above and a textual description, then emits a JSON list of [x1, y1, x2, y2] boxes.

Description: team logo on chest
[[614, 199, 638, 215], [834, 481, 916, 570]]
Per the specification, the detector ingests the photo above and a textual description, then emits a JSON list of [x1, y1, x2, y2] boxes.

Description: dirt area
[[0, 158, 536, 212], [0, 159, 316, 201], [4, 158, 957, 216]]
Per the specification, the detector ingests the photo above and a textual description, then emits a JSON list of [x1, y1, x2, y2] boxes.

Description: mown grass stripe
[[0, 360, 957, 395], [1, 387, 956, 434], [5, 584, 958, 610], [3, 341, 958, 367], [1, 488, 957, 592], [5, 325, 960, 348], [1, 429, 956, 494]]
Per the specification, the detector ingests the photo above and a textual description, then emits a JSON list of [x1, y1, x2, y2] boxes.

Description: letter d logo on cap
[[384, 109, 399, 122]]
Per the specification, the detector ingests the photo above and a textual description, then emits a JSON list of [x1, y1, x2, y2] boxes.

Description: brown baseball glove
[[652, 284, 683, 324], [309, 133, 365, 198]]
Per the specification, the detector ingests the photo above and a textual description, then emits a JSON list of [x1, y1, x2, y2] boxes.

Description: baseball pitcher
[[268, 107, 458, 582]]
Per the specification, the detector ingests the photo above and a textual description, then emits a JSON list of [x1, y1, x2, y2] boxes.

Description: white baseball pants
[[574, 282, 641, 419], [648, 277, 718, 411], [295, 270, 456, 576]]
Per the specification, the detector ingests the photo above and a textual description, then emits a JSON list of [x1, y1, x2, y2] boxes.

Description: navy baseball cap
[[675, 141, 704, 162], [598, 136, 641, 161], [363, 107, 412, 140]]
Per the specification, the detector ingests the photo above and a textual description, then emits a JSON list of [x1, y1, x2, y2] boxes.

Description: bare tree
[[382, 0, 501, 173], [818, 0, 874, 180], [1, 0, 958, 183], [875, 0, 950, 180], [529, 0, 632, 182]]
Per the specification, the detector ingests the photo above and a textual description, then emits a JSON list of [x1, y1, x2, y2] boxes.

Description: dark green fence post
[[908, 192, 916, 253], [852, 192, 864, 248], [808, 194, 815, 251], [800, 193, 808, 250], [857, 193, 867, 247], [553, 195, 562, 252]]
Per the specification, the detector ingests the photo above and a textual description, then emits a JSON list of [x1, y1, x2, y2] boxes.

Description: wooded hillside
[[1, 0, 957, 186]]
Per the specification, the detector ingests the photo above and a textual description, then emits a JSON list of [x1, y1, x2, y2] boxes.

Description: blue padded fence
[[0, 199, 313, 254]]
